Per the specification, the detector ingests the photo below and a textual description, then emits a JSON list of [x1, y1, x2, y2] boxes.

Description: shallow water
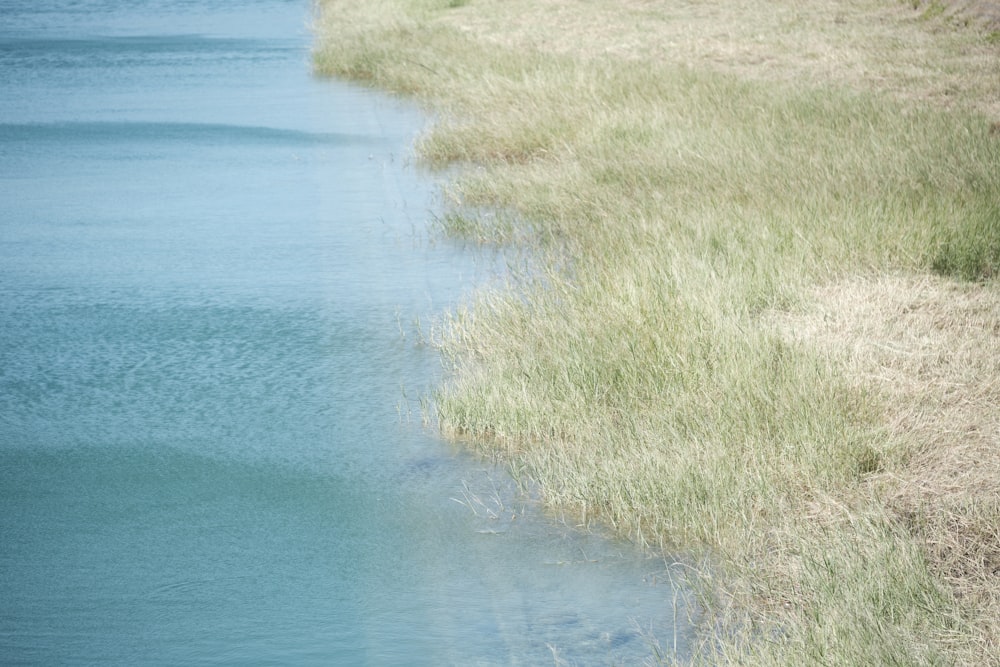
[[0, 1, 690, 663]]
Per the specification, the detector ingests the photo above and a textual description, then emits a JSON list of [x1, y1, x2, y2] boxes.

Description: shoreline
[[313, 1, 1000, 663]]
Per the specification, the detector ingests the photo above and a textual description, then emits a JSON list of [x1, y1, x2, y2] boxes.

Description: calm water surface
[[0, 1, 690, 663]]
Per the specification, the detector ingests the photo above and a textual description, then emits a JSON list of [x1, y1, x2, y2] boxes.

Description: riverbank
[[314, 1, 999, 663]]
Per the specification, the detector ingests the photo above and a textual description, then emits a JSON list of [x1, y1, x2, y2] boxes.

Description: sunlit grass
[[314, 0, 1000, 663]]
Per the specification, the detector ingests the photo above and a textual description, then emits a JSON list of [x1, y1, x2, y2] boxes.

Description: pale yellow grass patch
[[440, 0, 1000, 118], [770, 273, 1000, 656]]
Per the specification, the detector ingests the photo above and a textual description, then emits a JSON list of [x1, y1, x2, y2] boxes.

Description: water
[[0, 1, 690, 663]]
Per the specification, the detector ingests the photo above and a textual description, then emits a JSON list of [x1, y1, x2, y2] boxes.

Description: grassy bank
[[314, 0, 999, 663]]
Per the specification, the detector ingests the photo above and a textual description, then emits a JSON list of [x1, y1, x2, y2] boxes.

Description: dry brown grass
[[770, 274, 1000, 659], [440, 0, 1000, 118], [915, 0, 1000, 30]]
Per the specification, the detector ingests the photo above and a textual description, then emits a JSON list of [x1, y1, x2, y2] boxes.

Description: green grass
[[918, 0, 949, 21], [314, 0, 1000, 663], [932, 206, 1000, 280]]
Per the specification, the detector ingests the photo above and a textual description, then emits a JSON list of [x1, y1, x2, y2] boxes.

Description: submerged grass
[[315, 0, 1000, 663]]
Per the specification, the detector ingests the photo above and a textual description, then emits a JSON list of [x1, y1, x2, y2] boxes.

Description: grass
[[313, 0, 1000, 663]]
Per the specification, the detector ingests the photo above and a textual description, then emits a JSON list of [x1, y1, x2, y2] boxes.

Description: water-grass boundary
[[314, 1, 1000, 663]]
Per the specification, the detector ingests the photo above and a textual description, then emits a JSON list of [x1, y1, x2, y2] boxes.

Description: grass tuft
[[932, 205, 1000, 281]]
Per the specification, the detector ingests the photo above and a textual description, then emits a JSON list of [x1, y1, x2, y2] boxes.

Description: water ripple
[[0, 121, 385, 147]]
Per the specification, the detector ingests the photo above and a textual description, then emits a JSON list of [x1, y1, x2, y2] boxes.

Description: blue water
[[0, 1, 689, 663]]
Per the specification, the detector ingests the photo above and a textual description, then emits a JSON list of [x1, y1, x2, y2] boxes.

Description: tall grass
[[315, 0, 1000, 663]]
